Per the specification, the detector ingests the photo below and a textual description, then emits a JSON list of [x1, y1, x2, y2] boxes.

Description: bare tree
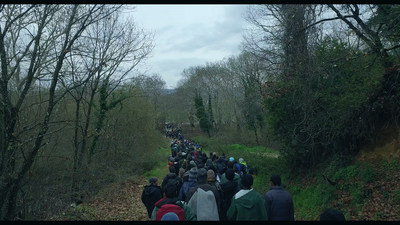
[[0, 4, 122, 220]]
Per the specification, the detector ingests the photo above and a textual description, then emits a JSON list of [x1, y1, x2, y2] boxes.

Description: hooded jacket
[[179, 179, 197, 201], [141, 184, 163, 218], [227, 189, 267, 221]]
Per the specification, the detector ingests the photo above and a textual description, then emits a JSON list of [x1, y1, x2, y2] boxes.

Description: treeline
[[164, 5, 400, 174], [0, 5, 166, 220]]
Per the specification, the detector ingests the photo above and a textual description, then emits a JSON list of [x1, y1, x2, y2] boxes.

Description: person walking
[[226, 174, 267, 220], [264, 175, 294, 221], [219, 169, 240, 220], [186, 168, 221, 220], [141, 177, 163, 218], [178, 167, 197, 201], [151, 179, 196, 221], [207, 169, 220, 191], [220, 161, 241, 185]]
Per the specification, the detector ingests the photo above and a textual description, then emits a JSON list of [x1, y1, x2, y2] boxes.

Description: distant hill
[[161, 89, 176, 95]]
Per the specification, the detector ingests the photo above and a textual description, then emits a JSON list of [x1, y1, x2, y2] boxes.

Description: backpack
[[155, 203, 185, 221], [234, 163, 244, 176], [239, 163, 247, 174]]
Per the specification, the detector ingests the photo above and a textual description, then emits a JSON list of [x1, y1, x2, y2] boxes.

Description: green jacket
[[150, 198, 197, 221], [227, 189, 267, 221], [220, 172, 241, 185]]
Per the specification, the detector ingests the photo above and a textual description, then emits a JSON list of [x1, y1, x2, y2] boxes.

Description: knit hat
[[197, 168, 208, 182], [207, 169, 215, 182], [229, 157, 234, 162], [241, 174, 253, 188], [225, 169, 235, 181], [149, 177, 157, 184], [161, 212, 179, 221], [189, 167, 198, 181], [206, 158, 213, 167]]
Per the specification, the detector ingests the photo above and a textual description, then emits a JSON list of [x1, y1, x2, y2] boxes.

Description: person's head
[[182, 172, 189, 182], [161, 212, 179, 221], [197, 168, 208, 184], [225, 169, 235, 181], [270, 175, 281, 186], [229, 157, 235, 162], [149, 177, 158, 186], [206, 158, 213, 167], [165, 180, 178, 198], [169, 166, 176, 174], [207, 169, 215, 183], [319, 209, 345, 221], [182, 160, 187, 169], [239, 158, 244, 163], [241, 174, 253, 189], [189, 167, 198, 181]]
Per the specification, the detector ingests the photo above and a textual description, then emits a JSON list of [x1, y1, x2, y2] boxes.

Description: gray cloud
[[131, 5, 248, 88]]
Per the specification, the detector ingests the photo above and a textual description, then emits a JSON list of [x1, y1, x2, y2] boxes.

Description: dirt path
[[52, 176, 151, 221]]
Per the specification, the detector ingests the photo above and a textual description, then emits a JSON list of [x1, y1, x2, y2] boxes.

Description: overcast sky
[[124, 5, 249, 89]]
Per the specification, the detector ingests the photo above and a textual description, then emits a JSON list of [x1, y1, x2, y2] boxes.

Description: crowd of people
[[141, 125, 345, 221]]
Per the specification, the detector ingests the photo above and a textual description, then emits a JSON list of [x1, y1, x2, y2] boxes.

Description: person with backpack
[[161, 168, 183, 197], [178, 167, 197, 201], [264, 175, 294, 221], [141, 177, 163, 218], [186, 168, 222, 220], [219, 169, 240, 221], [238, 158, 248, 174], [151, 179, 196, 221], [227, 174, 267, 221]]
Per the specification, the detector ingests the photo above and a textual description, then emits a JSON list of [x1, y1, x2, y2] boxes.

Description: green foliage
[[368, 5, 400, 43], [332, 165, 358, 181], [394, 189, 400, 204], [290, 181, 336, 220], [359, 163, 377, 184], [264, 37, 386, 173], [194, 94, 212, 136], [349, 185, 365, 205], [144, 147, 170, 179]]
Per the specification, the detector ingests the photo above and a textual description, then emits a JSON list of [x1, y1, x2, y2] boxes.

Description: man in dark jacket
[[161, 169, 183, 197], [219, 169, 240, 220], [264, 175, 294, 221], [141, 177, 163, 218]]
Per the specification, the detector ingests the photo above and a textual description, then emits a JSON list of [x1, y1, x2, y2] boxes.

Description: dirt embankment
[[50, 176, 150, 221]]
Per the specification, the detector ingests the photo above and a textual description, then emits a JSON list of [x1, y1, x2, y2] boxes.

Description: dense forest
[[0, 4, 400, 220]]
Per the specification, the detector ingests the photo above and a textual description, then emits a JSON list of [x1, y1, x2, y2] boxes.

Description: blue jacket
[[179, 179, 197, 201], [264, 186, 294, 221]]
